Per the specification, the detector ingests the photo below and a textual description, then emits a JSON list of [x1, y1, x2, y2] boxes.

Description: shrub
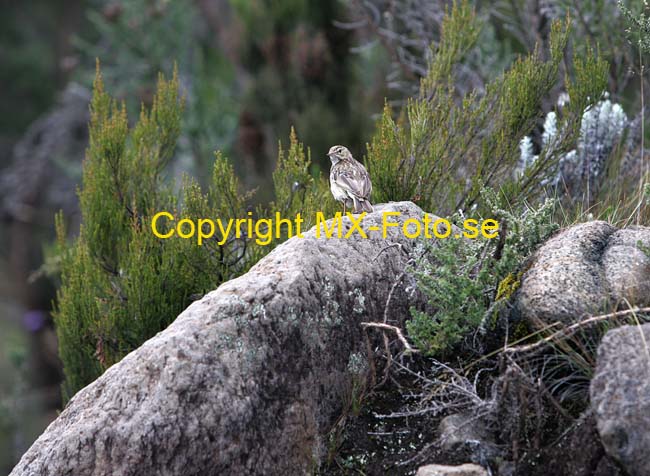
[[516, 93, 645, 222], [54, 64, 332, 400], [367, 1, 608, 355], [365, 1, 608, 217], [407, 189, 558, 356]]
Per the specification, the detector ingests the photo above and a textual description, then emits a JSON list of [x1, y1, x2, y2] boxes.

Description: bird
[[327, 145, 373, 214]]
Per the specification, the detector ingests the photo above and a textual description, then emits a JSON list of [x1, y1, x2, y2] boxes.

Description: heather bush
[[389, 1, 609, 356], [365, 1, 608, 216], [54, 65, 333, 400]]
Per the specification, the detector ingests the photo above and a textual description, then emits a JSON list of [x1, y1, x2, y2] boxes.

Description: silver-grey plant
[[515, 94, 630, 202]]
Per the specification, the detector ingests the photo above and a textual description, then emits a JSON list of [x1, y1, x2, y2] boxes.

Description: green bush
[[366, 1, 608, 216], [53, 1, 616, 397], [407, 190, 558, 356], [362, 1, 607, 355], [54, 65, 333, 400]]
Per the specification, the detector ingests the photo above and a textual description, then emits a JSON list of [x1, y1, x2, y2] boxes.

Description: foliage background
[[0, 0, 649, 473]]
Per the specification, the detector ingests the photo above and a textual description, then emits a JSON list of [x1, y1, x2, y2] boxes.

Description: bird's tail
[[353, 196, 374, 213]]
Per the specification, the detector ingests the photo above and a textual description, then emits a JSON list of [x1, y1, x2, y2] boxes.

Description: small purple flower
[[23, 310, 47, 332]]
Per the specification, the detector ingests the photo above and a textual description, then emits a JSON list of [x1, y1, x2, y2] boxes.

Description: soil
[[319, 373, 441, 476]]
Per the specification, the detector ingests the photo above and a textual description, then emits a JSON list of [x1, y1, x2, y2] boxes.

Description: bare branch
[[361, 322, 419, 354], [503, 307, 650, 356]]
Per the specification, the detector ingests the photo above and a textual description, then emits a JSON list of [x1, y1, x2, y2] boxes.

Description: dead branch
[[361, 322, 419, 354], [503, 307, 650, 356]]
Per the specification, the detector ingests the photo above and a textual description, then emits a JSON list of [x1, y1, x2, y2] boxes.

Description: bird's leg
[[343, 202, 346, 216]]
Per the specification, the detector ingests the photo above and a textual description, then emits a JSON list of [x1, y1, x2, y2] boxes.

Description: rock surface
[[437, 412, 500, 468], [515, 221, 650, 328], [603, 227, 650, 304], [10, 202, 431, 476], [415, 463, 488, 476], [590, 323, 650, 476], [514, 412, 622, 476]]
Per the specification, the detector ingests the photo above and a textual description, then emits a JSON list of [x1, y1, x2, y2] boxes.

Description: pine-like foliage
[[395, 1, 610, 356], [54, 65, 331, 400], [55, 65, 189, 398], [365, 0, 608, 216], [272, 128, 334, 233]]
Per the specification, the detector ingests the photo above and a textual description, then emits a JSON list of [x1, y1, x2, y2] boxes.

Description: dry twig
[[362, 322, 419, 354], [503, 306, 650, 356]]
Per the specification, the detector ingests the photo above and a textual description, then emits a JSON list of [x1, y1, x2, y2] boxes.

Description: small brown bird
[[328, 145, 373, 214]]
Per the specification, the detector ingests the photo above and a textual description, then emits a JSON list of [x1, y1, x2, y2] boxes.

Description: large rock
[[590, 323, 650, 476], [513, 412, 622, 476], [1, 82, 89, 311], [10, 202, 432, 476], [602, 227, 650, 303], [1, 82, 89, 227], [436, 412, 500, 468], [515, 221, 650, 328], [415, 463, 488, 476]]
